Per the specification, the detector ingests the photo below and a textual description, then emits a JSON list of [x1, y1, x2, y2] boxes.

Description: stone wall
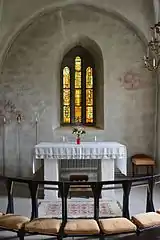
[[0, 0, 156, 177], [0, 4, 155, 176]]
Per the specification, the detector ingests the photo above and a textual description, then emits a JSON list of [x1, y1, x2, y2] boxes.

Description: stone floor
[[0, 184, 159, 239]]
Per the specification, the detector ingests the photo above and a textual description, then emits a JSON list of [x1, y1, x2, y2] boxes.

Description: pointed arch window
[[61, 46, 96, 126]]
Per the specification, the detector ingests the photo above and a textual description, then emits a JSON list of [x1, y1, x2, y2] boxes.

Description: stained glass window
[[86, 67, 93, 88], [75, 106, 82, 122], [63, 67, 70, 88], [75, 89, 81, 106], [86, 106, 93, 123], [75, 56, 82, 122], [86, 89, 93, 106], [62, 66, 71, 123], [61, 46, 95, 126], [86, 67, 93, 123]]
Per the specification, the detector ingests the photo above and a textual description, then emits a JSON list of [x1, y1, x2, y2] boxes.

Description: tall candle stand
[[35, 116, 38, 145], [16, 114, 22, 176], [32, 113, 39, 174], [2, 116, 6, 175]]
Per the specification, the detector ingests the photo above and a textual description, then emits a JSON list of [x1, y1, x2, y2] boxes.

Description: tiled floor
[[0, 184, 159, 239]]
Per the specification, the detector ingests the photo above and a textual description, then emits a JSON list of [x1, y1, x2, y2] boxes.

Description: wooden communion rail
[[0, 174, 159, 239]]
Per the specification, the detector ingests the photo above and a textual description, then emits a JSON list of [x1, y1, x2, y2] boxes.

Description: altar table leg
[[101, 157, 115, 199], [44, 158, 59, 200]]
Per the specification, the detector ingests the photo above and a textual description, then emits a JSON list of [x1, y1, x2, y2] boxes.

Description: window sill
[[54, 126, 103, 133]]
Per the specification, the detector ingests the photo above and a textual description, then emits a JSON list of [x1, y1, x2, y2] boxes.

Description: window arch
[[61, 46, 96, 126]]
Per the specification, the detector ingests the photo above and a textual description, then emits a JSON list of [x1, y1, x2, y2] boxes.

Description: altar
[[34, 142, 127, 200]]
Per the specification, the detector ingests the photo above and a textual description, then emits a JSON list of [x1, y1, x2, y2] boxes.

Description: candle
[[154, 28, 157, 39], [147, 47, 149, 57], [94, 136, 97, 142], [3, 116, 6, 124], [153, 58, 156, 67], [35, 112, 39, 123]]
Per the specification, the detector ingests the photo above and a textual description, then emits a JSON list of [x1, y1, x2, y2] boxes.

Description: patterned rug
[[38, 199, 122, 218]]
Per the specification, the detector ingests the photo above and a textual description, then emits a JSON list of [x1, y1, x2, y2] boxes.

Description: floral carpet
[[38, 199, 122, 218]]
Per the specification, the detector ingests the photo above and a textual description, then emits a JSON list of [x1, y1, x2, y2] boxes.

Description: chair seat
[[132, 212, 160, 228], [0, 214, 29, 230], [132, 158, 155, 166], [64, 219, 100, 235], [24, 218, 61, 234], [99, 218, 137, 235]]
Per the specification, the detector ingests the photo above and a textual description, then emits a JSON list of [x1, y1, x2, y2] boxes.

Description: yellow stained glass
[[63, 106, 70, 123], [75, 106, 81, 122], [63, 67, 70, 88], [75, 56, 81, 71], [86, 67, 93, 88], [75, 89, 81, 106], [86, 89, 93, 106], [63, 89, 70, 106], [75, 56, 82, 122], [86, 106, 93, 123], [75, 71, 81, 88], [75, 56, 81, 88]]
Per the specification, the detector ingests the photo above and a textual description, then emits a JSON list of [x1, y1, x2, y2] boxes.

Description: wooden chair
[[131, 154, 155, 177]]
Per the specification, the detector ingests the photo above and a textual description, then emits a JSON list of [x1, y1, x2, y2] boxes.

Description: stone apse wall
[[0, 3, 155, 176]]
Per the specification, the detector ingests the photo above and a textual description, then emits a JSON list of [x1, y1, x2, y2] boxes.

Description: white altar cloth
[[34, 142, 127, 175], [34, 142, 127, 199]]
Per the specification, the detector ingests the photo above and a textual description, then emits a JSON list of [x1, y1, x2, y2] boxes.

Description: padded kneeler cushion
[[99, 217, 137, 235], [0, 214, 29, 230], [64, 219, 100, 235], [24, 218, 61, 234], [132, 212, 160, 228]]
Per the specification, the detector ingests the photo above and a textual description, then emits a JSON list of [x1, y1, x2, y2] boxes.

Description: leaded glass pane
[[86, 106, 93, 123], [63, 106, 70, 123], [63, 89, 70, 106], [61, 48, 95, 125], [75, 71, 81, 88], [86, 89, 93, 106], [75, 106, 81, 122], [63, 67, 70, 88], [86, 67, 93, 88], [75, 56, 81, 88], [75, 56, 81, 71], [75, 89, 81, 106]]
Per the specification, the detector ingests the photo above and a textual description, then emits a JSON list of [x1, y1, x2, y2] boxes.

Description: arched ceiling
[[0, 1, 154, 70]]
